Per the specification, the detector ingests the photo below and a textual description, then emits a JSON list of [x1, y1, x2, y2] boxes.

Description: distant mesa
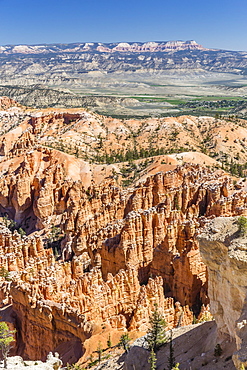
[[110, 40, 206, 52], [0, 40, 207, 54]]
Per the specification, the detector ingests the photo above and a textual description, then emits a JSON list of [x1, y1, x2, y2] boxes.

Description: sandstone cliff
[[1, 104, 247, 364], [199, 217, 247, 369], [1, 160, 245, 363]]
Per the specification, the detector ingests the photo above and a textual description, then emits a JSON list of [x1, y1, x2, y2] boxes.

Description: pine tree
[[146, 303, 167, 352], [148, 348, 157, 370], [107, 334, 112, 348], [0, 322, 16, 369], [118, 333, 131, 353], [237, 216, 247, 236], [96, 341, 103, 364]]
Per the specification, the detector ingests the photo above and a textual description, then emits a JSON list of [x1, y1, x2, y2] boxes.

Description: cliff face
[[2, 105, 247, 363], [0, 226, 192, 362], [1, 159, 245, 362], [198, 217, 247, 369]]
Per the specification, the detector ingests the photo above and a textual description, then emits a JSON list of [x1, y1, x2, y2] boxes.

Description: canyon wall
[[199, 217, 247, 369], [1, 105, 247, 363], [1, 157, 246, 362]]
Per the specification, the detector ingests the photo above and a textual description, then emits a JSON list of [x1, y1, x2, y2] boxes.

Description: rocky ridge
[[0, 41, 247, 91], [0, 41, 207, 55], [0, 86, 139, 110], [1, 101, 247, 168]]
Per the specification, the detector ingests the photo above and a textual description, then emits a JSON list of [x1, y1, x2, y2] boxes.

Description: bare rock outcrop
[[198, 216, 247, 369], [0, 96, 23, 110], [2, 352, 62, 369]]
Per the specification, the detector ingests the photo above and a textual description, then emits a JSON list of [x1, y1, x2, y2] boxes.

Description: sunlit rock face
[[198, 217, 247, 369], [2, 101, 247, 364]]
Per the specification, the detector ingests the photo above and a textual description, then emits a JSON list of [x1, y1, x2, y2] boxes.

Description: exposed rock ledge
[[1, 352, 62, 369], [198, 216, 247, 369]]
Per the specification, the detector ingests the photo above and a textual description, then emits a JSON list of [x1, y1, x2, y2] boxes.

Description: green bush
[[237, 216, 247, 236], [66, 364, 85, 370], [0, 267, 10, 281]]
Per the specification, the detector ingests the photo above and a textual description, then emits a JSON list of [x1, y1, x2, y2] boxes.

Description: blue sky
[[0, 0, 246, 51]]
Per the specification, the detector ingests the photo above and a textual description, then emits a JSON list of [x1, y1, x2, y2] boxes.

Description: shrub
[[237, 216, 247, 236], [0, 267, 11, 281], [66, 364, 85, 370], [214, 343, 223, 357]]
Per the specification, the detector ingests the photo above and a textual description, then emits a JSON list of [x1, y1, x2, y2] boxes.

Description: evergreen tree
[[118, 333, 131, 353], [237, 216, 247, 236], [96, 341, 103, 364], [148, 348, 157, 370], [146, 303, 167, 352], [107, 334, 112, 348], [0, 322, 16, 369]]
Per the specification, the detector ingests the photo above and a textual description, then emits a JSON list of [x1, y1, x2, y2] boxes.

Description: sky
[[0, 0, 246, 51]]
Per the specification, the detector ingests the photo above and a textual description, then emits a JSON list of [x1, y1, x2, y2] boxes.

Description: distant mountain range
[[1, 40, 247, 112], [0, 40, 207, 54], [0, 40, 246, 80]]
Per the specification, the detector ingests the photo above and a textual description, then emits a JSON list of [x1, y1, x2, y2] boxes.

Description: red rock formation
[[1, 159, 243, 362], [0, 96, 22, 110], [0, 226, 192, 362], [1, 106, 247, 364]]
